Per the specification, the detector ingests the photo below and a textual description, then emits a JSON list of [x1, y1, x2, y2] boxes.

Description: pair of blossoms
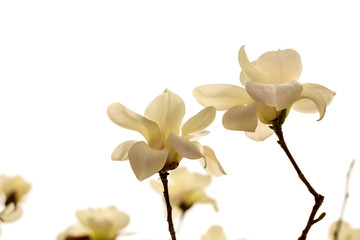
[[108, 45, 335, 180], [0, 175, 30, 224]]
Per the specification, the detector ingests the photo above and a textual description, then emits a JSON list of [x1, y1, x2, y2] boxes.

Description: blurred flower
[[0, 175, 30, 223], [0, 175, 31, 206], [108, 89, 225, 181], [202, 225, 227, 240], [193, 46, 335, 141], [58, 206, 129, 240], [151, 167, 217, 215], [329, 221, 360, 240]]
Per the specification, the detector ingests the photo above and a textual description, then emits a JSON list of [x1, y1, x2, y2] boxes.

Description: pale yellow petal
[[257, 104, 278, 124], [255, 48, 302, 83], [222, 102, 258, 132], [202, 225, 227, 240], [144, 89, 185, 143], [184, 130, 210, 141], [245, 80, 303, 110], [107, 103, 161, 148], [245, 121, 273, 141], [350, 228, 360, 240], [199, 146, 226, 177], [170, 167, 212, 189], [292, 83, 335, 120], [170, 133, 204, 159], [182, 106, 216, 137], [328, 221, 352, 240], [0, 203, 23, 222], [238, 45, 271, 84], [128, 141, 169, 181], [111, 140, 138, 161]]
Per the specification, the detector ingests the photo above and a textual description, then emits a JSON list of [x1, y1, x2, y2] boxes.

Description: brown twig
[[159, 171, 177, 240], [271, 120, 325, 240], [333, 159, 356, 240]]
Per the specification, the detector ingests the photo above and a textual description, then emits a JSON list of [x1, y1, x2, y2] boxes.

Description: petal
[[193, 84, 252, 110], [0, 203, 23, 222], [144, 89, 185, 142], [181, 106, 216, 137], [128, 141, 169, 181], [328, 221, 352, 240], [257, 104, 278, 124], [184, 130, 210, 141], [245, 121, 274, 141], [111, 140, 138, 161], [292, 83, 336, 120], [238, 45, 271, 84], [246, 80, 303, 110], [169, 133, 204, 159], [198, 146, 226, 177], [255, 48, 302, 83], [107, 103, 161, 148], [222, 102, 258, 132], [202, 225, 227, 240]]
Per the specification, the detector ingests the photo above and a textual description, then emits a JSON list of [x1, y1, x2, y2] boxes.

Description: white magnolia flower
[[0, 175, 31, 206], [150, 167, 218, 214], [58, 206, 129, 240], [329, 221, 360, 240], [193, 46, 335, 141], [108, 89, 226, 181]]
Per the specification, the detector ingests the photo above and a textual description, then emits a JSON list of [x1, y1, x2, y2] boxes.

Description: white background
[[1, 1, 360, 239]]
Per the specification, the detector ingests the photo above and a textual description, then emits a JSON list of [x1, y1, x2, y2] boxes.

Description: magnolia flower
[[107, 89, 225, 180], [193, 46, 335, 141], [0, 175, 30, 223], [329, 221, 360, 240], [0, 175, 31, 206], [150, 167, 217, 215], [58, 206, 130, 240]]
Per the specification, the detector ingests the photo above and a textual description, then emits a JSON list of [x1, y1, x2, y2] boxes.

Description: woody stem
[[159, 171, 177, 240], [271, 123, 325, 240]]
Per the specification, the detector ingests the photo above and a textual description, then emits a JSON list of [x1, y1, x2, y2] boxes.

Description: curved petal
[[202, 225, 227, 240], [255, 48, 302, 83], [246, 80, 303, 110], [182, 106, 216, 137], [238, 45, 271, 84], [222, 102, 258, 132], [184, 130, 210, 141], [128, 141, 169, 181], [193, 84, 252, 110], [292, 83, 336, 120], [245, 121, 273, 141], [0, 203, 23, 222], [169, 133, 204, 159], [111, 140, 138, 161], [107, 103, 161, 148], [240, 70, 250, 86], [198, 146, 226, 177], [144, 89, 185, 142], [257, 104, 277, 124]]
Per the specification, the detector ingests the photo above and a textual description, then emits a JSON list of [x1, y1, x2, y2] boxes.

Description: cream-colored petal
[[184, 130, 210, 141], [128, 141, 169, 181], [57, 225, 91, 240], [222, 102, 258, 132], [170, 133, 204, 159], [240, 70, 250, 86], [328, 221, 352, 240], [246, 80, 303, 110], [107, 103, 161, 148], [350, 228, 360, 240], [255, 48, 302, 83], [202, 225, 227, 240], [193, 84, 252, 110], [199, 146, 226, 177], [0, 203, 23, 222], [238, 45, 271, 84], [182, 106, 216, 137], [144, 89, 185, 142], [111, 140, 138, 161], [245, 121, 273, 141], [257, 104, 278, 124], [292, 83, 335, 120]]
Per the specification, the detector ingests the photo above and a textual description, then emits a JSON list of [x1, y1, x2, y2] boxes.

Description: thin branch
[[271, 124, 325, 240], [159, 171, 177, 240], [333, 159, 356, 240]]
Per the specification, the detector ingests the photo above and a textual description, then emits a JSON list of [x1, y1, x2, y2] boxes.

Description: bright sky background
[[1, 1, 360, 239]]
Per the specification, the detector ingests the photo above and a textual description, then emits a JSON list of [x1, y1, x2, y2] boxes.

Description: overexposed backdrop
[[1, 1, 360, 239]]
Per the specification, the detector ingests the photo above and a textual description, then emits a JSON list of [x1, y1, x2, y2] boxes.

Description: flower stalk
[[271, 115, 325, 240], [159, 171, 177, 240]]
